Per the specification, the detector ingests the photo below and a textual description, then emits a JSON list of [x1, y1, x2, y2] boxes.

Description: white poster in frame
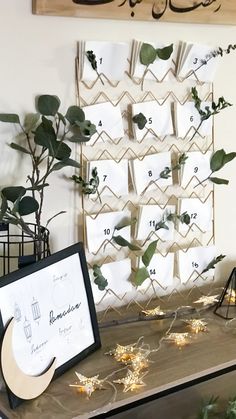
[[0, 242, 100, 409]]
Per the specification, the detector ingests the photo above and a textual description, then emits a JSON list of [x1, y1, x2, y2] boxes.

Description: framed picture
[[0, 242, 101, 409], [33, 0, 236, 25]]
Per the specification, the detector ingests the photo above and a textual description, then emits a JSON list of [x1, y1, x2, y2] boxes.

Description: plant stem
[[194, 171, 213, 188], [96, 70, 105, 85], [189, 120, 203, 142]]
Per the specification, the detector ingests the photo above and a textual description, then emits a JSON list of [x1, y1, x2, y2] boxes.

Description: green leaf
[[24, 113, 40, 132], [140, 43, 157, 66], [142, 240, 158, 267], [34, 116, 57, 151], [65, 106, 85, 124], [134, 267, 150, 286], [0, 113, 20, 124], [209, 177, 229, 185], [37, 95, 60, 116], [201, 254, 226, 274], [10, 142, 30, 155], [93, 264, 108, 291], [1, 186, 26, 203], [75, 120, 97, 137], [57, 112, 67, 126], [223, 152, 236, 165], [54, 141, 71, 160], [210, 149, 226, 172], [132, 113, 147, 130], [18, 196, 39, 216], [51, 158, 80, 172], [156, 43, 173, 60], [112, 235, 141, 251]]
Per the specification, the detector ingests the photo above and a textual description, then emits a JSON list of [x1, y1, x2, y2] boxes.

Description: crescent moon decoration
[[1, 318, 56, 400]]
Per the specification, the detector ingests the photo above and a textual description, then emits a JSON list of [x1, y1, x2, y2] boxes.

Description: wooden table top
[[0, 292, 235, 419]]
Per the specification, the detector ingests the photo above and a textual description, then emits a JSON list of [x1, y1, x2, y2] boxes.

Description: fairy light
[[184, 319, 208, 334], [69, 372, 104, 398], [130, 352, 150, 372], [194, 295, 219, 306], [107, 343, 138, 363], [165, 332, 191, 348], [142, 306, 166, 316], [113, 369, 147, 392], [225, 289, 236, 304]]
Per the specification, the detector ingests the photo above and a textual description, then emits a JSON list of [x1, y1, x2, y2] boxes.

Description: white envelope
[[181, 151, 211, 188], [132, 101, 173, 141], [138, 253, 174, 289], [178, 245, 216, 284], [83, 102, 124, 145], [175, 101, 212, 139], [130, 152, 173, 195], [136, 205, 175, 241], [179, 198, 213, 233], [86, 211, 131, 253], [87, 159, 129, 197]]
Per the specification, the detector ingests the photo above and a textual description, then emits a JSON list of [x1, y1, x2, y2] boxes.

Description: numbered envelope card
[[181, 151, 211, 188], [179, 198, 213, 233], [82, 41, 129, 81], [138, 253, 174, 289], [91, 258, 132, 304], [132, 101, 173, 141], [83, 102, 124, 145], [177, 42, 219, 82], [133, 42, 175, 81], [130, 152, 172, 195], [86, 211, 131, 253], [178, 245, 216, 283], [136, 205, 175, 241], [175, 101, 212, 139], [87, 159, 129, 197]]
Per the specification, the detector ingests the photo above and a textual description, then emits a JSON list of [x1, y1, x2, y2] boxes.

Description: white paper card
[[132, 101, 173, 141], [177, 42, 219, 82], [130, 152, 173, 195], [181, 151, 211, 188], [139, 253, 174, 289], [175, 101, 212, 139], [87, 159, 129, 197], [91, 259, 132, 304], [83, 102, 124, 145], [178, 245, 216, 283], [83, 41, 129, 81], [136, 205, 175, 241], [179, 198, 213, 233], [133, 42, 174, 81], [86, 211, 131, 253]]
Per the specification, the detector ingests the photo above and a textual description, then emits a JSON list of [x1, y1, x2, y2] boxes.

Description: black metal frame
[[214, 268, 236, 319]]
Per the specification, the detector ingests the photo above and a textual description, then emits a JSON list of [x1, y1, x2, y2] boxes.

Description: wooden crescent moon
[[1, 318, 56, 400]]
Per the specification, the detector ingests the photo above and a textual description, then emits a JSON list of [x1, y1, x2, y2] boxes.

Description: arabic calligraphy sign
[[33, 0, 236, 24]]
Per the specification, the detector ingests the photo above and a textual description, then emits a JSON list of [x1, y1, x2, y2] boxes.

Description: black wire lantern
[[214, 268, 236, 319], [0, 223, 50, 277]]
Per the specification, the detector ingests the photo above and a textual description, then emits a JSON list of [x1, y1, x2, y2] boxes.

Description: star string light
[[225, 289, 236, 304], [142, 306, 166, 316], [107, 343, 138, 363], [130, 351, 150, 372], [164, 332, 191, 348], [184, 319, 208, 334], [194, 295, 219, 306], [113, 369, 147, 392], [69, 372, 104, 398]]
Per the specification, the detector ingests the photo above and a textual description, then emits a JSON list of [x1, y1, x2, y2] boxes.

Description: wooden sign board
[[32, 0, 236, 25]]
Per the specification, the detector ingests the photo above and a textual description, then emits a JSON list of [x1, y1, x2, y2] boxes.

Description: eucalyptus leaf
[[65, 106, 85, 124], [57, 112, 67, 126], [18, 196, 39, 216], [223, 152, 236, 165], [23, 113, 40, 132], [209, 177, 229, 185], [51, 158, 80, 172], [10, 142, 30, 155], [210, 149, 226, 172], [112, 235, 141, 251], [0, 113, 20, 124], [156, 43, 173, 60], [93, 264, 108, 291], [134, 267, 150, 286], [142, 240, 158, 267], [34, 117, 57, 151], [75, 120, 97, 138], [53, 141, 71, 161], [140, 43, 157, 66], [201, 254, 226, 274], [132, 113, 147, 130], [37, 95, 60, 116], [1, 186, 26, 203]]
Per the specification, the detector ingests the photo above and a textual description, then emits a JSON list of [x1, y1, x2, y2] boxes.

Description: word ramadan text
[[49, 303, 81, 325]]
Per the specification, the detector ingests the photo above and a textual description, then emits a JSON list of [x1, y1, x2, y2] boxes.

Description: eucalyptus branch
[[189, 87, 232, 142], [71, 167, 102, 204], [86, 50, 105, 85]]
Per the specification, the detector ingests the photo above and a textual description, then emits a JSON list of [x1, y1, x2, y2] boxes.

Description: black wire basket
[[0, 223, 50, 277]]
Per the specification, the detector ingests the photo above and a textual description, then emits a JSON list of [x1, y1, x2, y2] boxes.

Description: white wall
[[0, 0, 236, 280]]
